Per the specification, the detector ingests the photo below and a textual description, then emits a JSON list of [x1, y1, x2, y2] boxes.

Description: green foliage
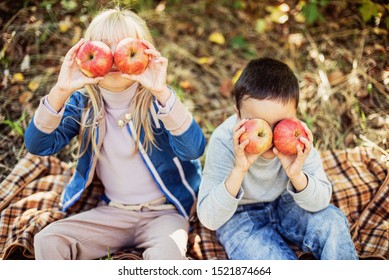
[[1, 112, 26, 137], [301, 0, 329, 25], [359, 0, 378, 22]]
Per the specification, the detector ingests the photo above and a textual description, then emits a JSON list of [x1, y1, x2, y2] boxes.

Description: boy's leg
[[216, 205, 297, 260], [34, 205, 138, 260], [275, 192, 358, 260], [134, 209, 189, 260]]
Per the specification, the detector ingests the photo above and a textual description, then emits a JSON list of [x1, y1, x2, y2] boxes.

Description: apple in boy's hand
[[273, 118, 308, 155], [75, 41, 113, 78], [114, 38, 149, 75], [239, 119, 273, 154]]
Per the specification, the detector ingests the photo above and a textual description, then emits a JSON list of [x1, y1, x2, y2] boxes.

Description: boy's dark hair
[[233, 57, 299, 111]]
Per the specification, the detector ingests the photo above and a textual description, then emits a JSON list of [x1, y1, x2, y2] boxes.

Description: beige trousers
[[34, 205, 189, 260]]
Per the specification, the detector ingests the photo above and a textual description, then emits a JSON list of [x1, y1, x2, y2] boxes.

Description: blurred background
[[0, 0, 388, 179]]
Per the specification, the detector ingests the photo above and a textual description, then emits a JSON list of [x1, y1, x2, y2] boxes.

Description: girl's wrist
[[152, 86, 171, 106], [52, 83, 73, 96]]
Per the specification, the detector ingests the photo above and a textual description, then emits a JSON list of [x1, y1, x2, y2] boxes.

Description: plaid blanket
[[0, 147, 388, 260]]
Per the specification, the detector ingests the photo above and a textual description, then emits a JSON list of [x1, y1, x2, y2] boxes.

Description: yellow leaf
[[255, 19, 268, 34], [71, 26, 82, 45], [208, 32, 225, 45], [232, 69, 243, 84], [28, 78, 40, 92], [197, 57, 215, 65], [13, 73, 24, 82], [58, 16, 72, 33]]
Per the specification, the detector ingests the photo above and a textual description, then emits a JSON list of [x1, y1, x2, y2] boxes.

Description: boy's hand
[[273, 122, 313, 191], [233, 119, 260, 174]]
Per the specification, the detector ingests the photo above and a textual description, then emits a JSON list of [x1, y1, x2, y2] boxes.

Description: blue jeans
[[216, 192, 358, 260]]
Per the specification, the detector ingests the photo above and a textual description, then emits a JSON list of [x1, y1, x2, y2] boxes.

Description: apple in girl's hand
[[75, 41, 113, 77], [114, 38, 149, 75], [239, 119, 273, 154], [273, 118, 308, 155]]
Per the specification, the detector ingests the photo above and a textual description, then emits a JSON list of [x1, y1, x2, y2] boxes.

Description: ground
[[0, 0, 388, 179]]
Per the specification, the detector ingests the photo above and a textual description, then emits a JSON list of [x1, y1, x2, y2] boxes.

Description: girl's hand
[[273, 122, 313, 181], [232, 119, 260, 174], [55, 39, 104, 97], [120, 40, 168, 98]]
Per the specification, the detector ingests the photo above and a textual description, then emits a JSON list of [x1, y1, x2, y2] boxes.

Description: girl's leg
[[216, 205, 297, 260], [34, 205, 139, 260], [275, 192, 358, 260], [134, 209, 189, 260]]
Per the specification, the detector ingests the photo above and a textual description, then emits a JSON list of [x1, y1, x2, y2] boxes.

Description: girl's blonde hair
[[77, 7, 157, 158]]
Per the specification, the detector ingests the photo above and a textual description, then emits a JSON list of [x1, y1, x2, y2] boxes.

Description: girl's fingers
[[144, 48, 161, 58], [85, 77, 104, 84], [121, 73, 137, 81], [140, 40, 156, 51], [66, 38, 85, 60]]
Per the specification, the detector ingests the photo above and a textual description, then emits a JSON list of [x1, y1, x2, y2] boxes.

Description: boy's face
[[237, 98, 297, 159]]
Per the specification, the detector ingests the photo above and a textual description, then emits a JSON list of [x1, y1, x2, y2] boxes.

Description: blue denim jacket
[[24, 91, 206, 220]]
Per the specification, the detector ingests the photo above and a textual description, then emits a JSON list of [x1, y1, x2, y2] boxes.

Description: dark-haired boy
[[197, 57, 358, 260]]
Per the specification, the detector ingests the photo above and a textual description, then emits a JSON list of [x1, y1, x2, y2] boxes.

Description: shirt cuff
[[155, 89, 176, 114], [286, 173, 316, 202], [33, 96, 65, 133], [157, 93, 192, 135], [212, 179, 243, 208]]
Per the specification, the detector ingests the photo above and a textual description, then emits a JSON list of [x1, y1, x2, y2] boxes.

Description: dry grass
[[0, 0, 388, 179]]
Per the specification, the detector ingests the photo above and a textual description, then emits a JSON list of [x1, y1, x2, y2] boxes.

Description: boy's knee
[[310, 205, 349, 232]]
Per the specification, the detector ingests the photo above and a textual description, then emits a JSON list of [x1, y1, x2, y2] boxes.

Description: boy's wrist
[[232, 166, 248, 177], [289, 172, 308, 192]]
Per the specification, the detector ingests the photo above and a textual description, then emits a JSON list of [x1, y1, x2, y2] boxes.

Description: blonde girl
[[25, 7, 206, 260]]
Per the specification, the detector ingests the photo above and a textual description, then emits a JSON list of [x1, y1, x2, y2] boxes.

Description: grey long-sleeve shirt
[[197, 114, 332, 230]]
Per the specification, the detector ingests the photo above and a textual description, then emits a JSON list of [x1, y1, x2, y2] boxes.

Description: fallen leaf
[[12, 73, 24, 83], [28, 78, 40, 92], [19, 91, 33, 104], [232, 69, 243, 84], [328, 70, 345, 85], [208, 32, 225, 45], [197, 57, 215, 65], [71, 26, 82, 45], [255, 19, 268, 34], [219, 79, 233, 98], [20, 55, 31, 71], [180, 80, 196, 92]]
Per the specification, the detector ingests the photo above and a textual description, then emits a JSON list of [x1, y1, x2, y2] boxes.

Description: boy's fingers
[[233, 126, 246, 146]]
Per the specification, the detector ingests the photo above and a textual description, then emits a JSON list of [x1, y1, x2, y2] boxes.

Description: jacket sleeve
[[197, 133, 242, 231], [156, 96, 206, 161], [286, 148, 332, 212], [24, 92, 84, 156]]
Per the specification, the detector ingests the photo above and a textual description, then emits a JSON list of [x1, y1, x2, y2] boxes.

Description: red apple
[[239, 119, 273, 154], [273, 118, 308, 155], [75, 41, 113, 78], [114, 38, 149, 75]]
